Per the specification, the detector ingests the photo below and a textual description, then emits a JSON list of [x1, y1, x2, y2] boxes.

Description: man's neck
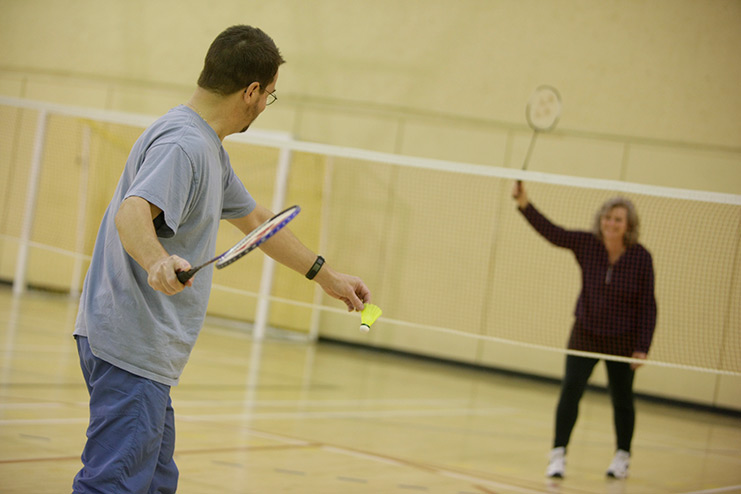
[[186, 89, 238, 141]]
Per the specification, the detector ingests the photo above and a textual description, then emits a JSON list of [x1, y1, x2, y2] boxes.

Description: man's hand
[[147, 255, 192, 295], [229, 206, 372, 311], [116, 196, 192, 296], [315, 266, 371, 312]]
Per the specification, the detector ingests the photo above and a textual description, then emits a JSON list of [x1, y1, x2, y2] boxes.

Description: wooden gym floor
[[1, 286, 740, 493]]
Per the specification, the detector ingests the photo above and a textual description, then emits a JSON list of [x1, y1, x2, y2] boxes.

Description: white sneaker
[[546, 447, 566, 478], [606, 449, 630, 479]]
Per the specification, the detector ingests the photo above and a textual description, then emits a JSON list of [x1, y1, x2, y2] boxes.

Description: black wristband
[[305, 255, 325, 280]]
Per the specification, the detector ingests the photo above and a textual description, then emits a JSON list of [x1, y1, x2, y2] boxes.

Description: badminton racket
[[177, 205, 301, 284], [517, 85, 562, 189]]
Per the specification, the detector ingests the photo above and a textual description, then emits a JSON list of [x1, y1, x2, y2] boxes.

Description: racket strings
[[527, 85, 562, 131], [215, 207, 300, 269]]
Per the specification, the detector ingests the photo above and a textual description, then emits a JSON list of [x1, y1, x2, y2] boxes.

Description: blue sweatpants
[[73, 336, 178, 494]]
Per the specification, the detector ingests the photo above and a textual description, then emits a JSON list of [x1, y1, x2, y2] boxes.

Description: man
[[73, 25, 371, 493]]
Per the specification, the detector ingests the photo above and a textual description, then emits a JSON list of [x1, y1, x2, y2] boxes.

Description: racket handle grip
[[177, 269, 195, 284]]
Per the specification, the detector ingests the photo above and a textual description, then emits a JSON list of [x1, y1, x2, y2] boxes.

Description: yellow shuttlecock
[[359, 303, 382, 332]]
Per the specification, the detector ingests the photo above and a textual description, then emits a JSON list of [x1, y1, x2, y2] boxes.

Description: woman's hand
[[630, 351, 647, 370], [512, 182, 529, 209]]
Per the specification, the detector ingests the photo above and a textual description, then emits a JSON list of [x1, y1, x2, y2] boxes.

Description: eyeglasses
[[265, 89, 277, 106]]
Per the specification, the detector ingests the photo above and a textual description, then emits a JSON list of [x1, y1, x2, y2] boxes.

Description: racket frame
[[176, 205, 301, 284], [521, 85, 562, 173]]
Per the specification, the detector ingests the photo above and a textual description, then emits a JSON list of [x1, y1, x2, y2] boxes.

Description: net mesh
[[1, 99, 739, 376], [320, 163, 740, 375]]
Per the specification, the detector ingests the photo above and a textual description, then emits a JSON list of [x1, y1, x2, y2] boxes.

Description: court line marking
[[3, 410, 737, 494], [0, 406, 516, 426], [0, 433, 549, 494], [0, 397, 477, 412], [321, 445, 407, 468], [0, 455, 82, 465], [0, 442, 317, 465], [320, 443, 548, 494], [0, 417, 87, 425], [336, 476, 369, 484], [679, 486, 741, 494], [212, 460, 243, 468], [172, 397, 474, 407], [229, 428, 311, 446], [0, 402, 65, 409], [274, 468, 307, 476], [175, 407, 518, 422], [176, 419, 556, 493], [177, 443, 318, 456]]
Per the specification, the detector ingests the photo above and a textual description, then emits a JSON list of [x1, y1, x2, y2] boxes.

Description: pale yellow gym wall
[[1, 1, 739, 156], [1, 1, 740, 410]]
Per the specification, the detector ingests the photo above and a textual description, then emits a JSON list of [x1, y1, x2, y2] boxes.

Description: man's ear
[[243, 82, 261, 103]]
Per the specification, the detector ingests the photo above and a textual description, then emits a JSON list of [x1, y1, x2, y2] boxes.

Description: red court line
[[175, 442, 320, 457], [0, 442, 318, 465], [473, 485, 499, 494], [1, 421, 562, 493]]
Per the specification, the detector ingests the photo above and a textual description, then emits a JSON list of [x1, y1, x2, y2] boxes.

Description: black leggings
[[553, 354, 635, 452]]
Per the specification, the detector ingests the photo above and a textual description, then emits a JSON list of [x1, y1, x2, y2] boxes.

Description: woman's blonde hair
[[592, 197, 640, 246]]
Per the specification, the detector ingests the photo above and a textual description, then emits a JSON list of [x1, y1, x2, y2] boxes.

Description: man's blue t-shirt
[[74, 105, 256, 385]]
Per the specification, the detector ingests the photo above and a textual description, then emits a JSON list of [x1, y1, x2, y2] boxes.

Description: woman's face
[[600, 206, 629, 244]]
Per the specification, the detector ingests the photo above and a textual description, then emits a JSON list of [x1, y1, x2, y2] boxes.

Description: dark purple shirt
[[520, 204, 657, 356]]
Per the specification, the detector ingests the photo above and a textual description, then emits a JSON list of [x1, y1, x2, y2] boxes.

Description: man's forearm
[[115, 196, 168, 272], [228, 205, 317, 276]]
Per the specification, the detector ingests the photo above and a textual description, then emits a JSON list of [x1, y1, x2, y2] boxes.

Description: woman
[[513, 182, 657, 480]]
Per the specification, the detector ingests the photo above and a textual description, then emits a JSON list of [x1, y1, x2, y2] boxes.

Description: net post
[[13, 109, 49, 296], [70, 123, 91, 299], [308, 157, 334, 341], [253, 143, 292, 340]]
